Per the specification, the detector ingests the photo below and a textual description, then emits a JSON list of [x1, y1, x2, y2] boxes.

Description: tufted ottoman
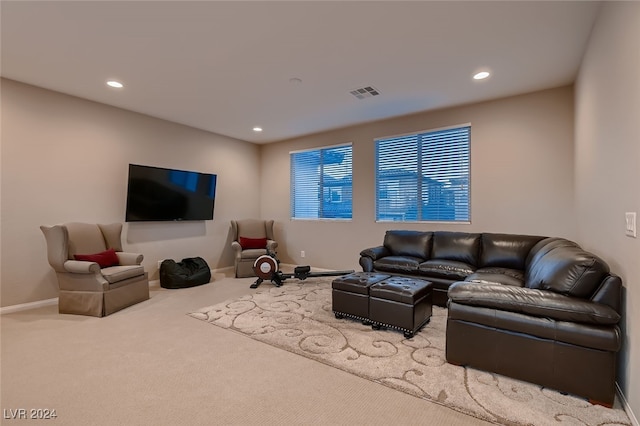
[[332, 272, 391, 323], [369, 277, 433, 338]]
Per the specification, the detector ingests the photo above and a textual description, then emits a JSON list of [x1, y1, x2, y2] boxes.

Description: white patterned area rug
[[189, 279, 630, 426]]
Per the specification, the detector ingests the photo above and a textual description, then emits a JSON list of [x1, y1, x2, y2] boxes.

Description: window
[[291, 144, 352, 219], [375, 125, 470, 222]]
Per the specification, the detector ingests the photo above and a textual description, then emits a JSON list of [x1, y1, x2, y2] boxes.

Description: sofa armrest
[[63, 260, 101, 274], [116, 252, 143, 265], [448, 281, 620, 325], [266, 240, 278, 253], [359, 246, 390, 272], [231, 241, 242, 254], [360, 246, 390, 261]]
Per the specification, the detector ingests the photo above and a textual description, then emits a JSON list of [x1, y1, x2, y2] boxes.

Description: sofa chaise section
[[446, 242, 622, 406]]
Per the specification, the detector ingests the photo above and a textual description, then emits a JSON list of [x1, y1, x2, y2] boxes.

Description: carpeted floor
[[2, 272, 495, 425], [190, 278, 631, 426]]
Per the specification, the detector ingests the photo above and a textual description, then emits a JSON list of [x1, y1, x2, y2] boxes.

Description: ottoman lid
[[332, 272, 391, 295], [370, 276, 432, 304]]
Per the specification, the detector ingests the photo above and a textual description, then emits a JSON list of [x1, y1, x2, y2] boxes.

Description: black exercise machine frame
[[250, 253, 354, 289]]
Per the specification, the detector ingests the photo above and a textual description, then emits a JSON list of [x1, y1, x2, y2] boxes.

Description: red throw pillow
[[74, 248, 119, 268], [239, 237, 267, 250]]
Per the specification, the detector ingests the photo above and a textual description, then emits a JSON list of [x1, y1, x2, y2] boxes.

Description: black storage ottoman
[[369, 276, 433, 338], [332, 272, 390, 323]]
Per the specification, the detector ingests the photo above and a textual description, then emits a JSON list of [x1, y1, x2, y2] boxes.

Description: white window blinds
[[291, 144, 353, 220], [375, 125, 470, 222]]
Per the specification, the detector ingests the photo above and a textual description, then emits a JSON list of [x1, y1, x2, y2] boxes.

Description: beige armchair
[[40, 222, 150, 317], [230, 219, 278, 278]]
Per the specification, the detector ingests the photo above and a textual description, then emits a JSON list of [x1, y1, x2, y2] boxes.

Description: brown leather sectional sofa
[[359, 230, 622, 406]]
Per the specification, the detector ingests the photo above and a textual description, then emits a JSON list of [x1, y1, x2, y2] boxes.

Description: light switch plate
[[625, 212, 637, 238]]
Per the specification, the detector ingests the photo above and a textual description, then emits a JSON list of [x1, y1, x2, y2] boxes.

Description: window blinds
[[375, 125, 470, 222], [291, 144, 353, 220]]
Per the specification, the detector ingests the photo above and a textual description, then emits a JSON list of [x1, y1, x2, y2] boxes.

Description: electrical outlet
[[625, 212, 637, 238], [157, 260, 163, 269], [301, 251, 305, 258]]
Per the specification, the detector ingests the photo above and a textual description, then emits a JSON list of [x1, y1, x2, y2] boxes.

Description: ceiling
[[1, 1, 601, 144]]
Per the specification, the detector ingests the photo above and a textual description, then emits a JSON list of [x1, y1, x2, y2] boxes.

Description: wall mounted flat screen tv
[[125, 164, 217, 222]]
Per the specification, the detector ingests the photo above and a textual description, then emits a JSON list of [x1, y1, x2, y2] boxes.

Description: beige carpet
[[190, 277, 631, 426], [2, 272, 494, 425]]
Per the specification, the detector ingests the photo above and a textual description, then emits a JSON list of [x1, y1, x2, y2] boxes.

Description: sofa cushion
[[525, 237, 578, 267], [526, 245, 610, 298], [465, 270, 524, 287], [74, 248, 119, 268], [66, 222, 108, 258], [374, 256, 421, 274], [419, 259, 475, 280], [102, 265, 145, 284], [240, 248, 268, 259], [474, 267, 524, 281], [239, 236, 267, 249], [447, 302, 621, 352], [480, 233, 544, 270], [383, 230, 431, 259], [448, 281, 621, 325], [431, 232, 480, 265]]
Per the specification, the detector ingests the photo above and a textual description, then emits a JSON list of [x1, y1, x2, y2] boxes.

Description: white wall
[[261, 86, 576, 271], [0, 79, 261, 307], [575, 1, 640, 418]]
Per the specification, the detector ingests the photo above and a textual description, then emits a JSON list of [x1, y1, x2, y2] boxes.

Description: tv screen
[[125, 164, 217, 222]]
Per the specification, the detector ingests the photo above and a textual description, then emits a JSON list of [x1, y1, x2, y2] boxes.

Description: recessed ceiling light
[[253, 127, 263, 132], [106, 80, 124, 88], [473, 71, 490, 80]]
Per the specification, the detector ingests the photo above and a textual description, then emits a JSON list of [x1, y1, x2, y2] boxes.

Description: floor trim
[[0, 298, 58, 315], [617, 382, 639, 426]]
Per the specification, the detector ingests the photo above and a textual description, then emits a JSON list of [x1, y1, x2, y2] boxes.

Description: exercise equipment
[[250, 254, 354, 288]]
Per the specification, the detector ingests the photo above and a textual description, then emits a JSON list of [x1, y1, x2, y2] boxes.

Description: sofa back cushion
[[526, 244, 610, 299], [525, 237, 578, 267], [65, 222, 107, 259], [480, 233, 545, 270], [431, 232, 480, 265], [383, 230, 431, 259]]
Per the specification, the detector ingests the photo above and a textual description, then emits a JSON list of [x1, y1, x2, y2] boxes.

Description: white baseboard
[[617, 382, 639, 426], [0, 298, 58, 315], [211, 266, 234, 274]]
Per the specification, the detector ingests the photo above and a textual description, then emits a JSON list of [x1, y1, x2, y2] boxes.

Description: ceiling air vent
[[350, 86, 380, 100]]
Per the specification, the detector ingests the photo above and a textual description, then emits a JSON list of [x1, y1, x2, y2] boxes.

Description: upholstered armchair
[[40, 222, 150, 317], [230, 219, 278, 278]]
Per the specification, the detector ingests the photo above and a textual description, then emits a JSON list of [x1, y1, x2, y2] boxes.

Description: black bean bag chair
[[160, 257, 211, 289]]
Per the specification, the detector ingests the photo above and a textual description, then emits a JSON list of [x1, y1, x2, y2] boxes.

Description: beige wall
[[0, 79, 261, 307], [575, 1, 640, 417], [261, 86, 576, 271]]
